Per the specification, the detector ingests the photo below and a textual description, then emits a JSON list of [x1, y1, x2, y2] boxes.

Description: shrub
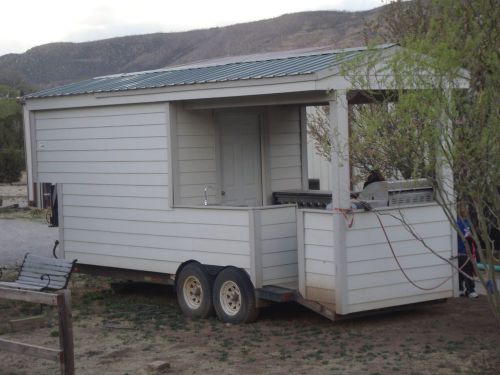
[[0, 149, 24, 183]]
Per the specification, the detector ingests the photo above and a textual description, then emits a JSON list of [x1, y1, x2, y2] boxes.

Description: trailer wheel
[[176, 262, 214, 319], [213, 267, 258, 324]]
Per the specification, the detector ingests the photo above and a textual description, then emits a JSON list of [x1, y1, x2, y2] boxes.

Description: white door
[[218, 113, 262, 206]]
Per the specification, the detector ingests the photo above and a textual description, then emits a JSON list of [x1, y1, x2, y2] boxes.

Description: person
[[363, 170, 385, 189], [457, 205, 478, 298]]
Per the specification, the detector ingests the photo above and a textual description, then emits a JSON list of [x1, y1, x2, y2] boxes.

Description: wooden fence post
[[57, 290, 74, 375], [0, 287, 75, 374]]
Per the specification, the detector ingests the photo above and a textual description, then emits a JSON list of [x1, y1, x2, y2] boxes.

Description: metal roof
[[25, 44, 396, 99]]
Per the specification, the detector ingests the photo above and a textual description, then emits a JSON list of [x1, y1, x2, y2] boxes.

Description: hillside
[[0, 9, 382, 92]]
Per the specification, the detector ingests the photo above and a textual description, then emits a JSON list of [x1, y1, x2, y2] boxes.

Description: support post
[[57, 290, 75, 375], [22, 107, 34, 203], [249, 209, 263, 289], [299, 106, 309, 190], [57, 183, 65, 259], [329, 92, 350, 315], [296, 210, 306, 296]]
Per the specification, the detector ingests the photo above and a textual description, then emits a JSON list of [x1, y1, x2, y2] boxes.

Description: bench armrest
[[40, 274, 52, 289]]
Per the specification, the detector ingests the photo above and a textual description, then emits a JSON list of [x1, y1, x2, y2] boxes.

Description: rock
[[146, 360, 171, 374]]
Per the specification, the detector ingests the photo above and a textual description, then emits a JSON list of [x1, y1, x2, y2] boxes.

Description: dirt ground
[[0, 273, 499, 375]]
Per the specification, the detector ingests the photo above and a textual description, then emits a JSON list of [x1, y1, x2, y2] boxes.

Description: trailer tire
[[213, 267, 258, 324], [176, 262, 214, 319]]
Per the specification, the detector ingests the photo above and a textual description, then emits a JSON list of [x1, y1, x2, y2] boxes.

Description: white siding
[[35, 104, 256, 275], [301, 210, 335, 304], [35, 104, 172, 262], [35, 104, 170, 202], [63, 206, 251, 274], [268, 107, 303, 191], [345, 204, 454, 313], [174, 106, 304, 204], [259, 206, 298, 287], [174, 106, 217, 205]]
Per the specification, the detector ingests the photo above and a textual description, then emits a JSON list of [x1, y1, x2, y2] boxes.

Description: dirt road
[[0, 218, 58, 267]]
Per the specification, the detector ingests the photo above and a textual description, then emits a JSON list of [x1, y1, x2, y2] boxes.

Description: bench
[[0, 253, 77, 291]]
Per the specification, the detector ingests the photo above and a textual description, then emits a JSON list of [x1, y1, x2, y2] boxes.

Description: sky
[[0, 0, 384, 56]]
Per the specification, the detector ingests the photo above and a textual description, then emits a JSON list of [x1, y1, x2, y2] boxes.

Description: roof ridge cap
[[95, 44, 397, 80]]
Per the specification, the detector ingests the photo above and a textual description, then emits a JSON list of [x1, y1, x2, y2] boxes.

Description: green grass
[[0, 207, 48, 223]]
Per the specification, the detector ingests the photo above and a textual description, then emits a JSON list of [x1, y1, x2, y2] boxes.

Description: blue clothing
[[457, 217, 472, 255]]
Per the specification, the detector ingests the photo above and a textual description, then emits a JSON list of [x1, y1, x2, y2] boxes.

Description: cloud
[[62, 5, 168, 43], [63, 23, 168, 43]]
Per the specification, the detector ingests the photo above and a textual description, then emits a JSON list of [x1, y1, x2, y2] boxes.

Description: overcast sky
[[0, 0, 384, 57]]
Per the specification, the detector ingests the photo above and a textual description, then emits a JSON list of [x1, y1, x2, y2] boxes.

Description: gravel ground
[[0, 219, 58, 267]]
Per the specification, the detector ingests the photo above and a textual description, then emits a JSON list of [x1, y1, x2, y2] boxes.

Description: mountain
[[0, 9, 383, 92]]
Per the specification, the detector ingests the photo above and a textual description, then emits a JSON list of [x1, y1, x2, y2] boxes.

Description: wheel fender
[[218, 266, 255, 288]]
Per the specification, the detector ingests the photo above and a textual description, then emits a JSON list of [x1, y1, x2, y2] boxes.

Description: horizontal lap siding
[[62, 205, 249, 225], [268, 107, 302, 191], [38, 149, 169, 162], [260, 207, 298, 286], [175, 107, 217, 205], [63, 208, 251, 274], [35, 104, 169, 189], [35, 104, 208, 273], [346, 205, 453, 313], [303, 211, 335, 304], [38, 173, 168, 186]]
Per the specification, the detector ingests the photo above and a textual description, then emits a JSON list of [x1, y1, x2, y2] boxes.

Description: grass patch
[[0, 207, 48, 222]]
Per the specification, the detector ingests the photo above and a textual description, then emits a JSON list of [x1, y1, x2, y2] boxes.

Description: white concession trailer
[[21, 45, 459, 323]]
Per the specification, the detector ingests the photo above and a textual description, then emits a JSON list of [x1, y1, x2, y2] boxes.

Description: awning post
[[329, 91, 350, 314]]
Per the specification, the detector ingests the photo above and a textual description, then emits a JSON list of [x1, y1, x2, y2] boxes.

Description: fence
[[0, 287, 74, 374]]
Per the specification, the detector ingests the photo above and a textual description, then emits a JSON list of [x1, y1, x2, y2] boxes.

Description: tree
[[0, 85, 24, 183], [309, 0, 500, 322], [307, 101, 435, 183], [350, 0, 500, 322]]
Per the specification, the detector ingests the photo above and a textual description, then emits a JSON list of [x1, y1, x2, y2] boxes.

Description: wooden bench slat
[[23, 259, 73, 268], [23, 257, 73, 266], [23, 261, 73, 270], [1, 254, 77, 292], [16, 277, 66, 287], [0, 282, 44, 291], [20, 271, 71, 280], [18, 279, 65, 288], [16, 277, 67, 288], [23, 254, 74, 265], [23, 261, 73, 269], [18, 273, 68, 280], [20, 267, 72, 277], [21, 268, 72, 276], [6, 278, 51, 287], [18, 274, 67, 282]]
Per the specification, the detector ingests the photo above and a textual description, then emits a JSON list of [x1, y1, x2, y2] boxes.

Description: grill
[[273, 179, 434, 209]]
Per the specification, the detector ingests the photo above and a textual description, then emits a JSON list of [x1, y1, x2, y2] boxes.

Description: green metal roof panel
[[25, 44, 395, 99]]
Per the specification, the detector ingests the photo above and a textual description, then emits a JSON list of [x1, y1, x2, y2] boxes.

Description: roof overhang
[[23, 44, 469, 112]]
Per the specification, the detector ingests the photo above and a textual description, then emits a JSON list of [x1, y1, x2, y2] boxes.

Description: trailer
[[21, 45, 462, 323]]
